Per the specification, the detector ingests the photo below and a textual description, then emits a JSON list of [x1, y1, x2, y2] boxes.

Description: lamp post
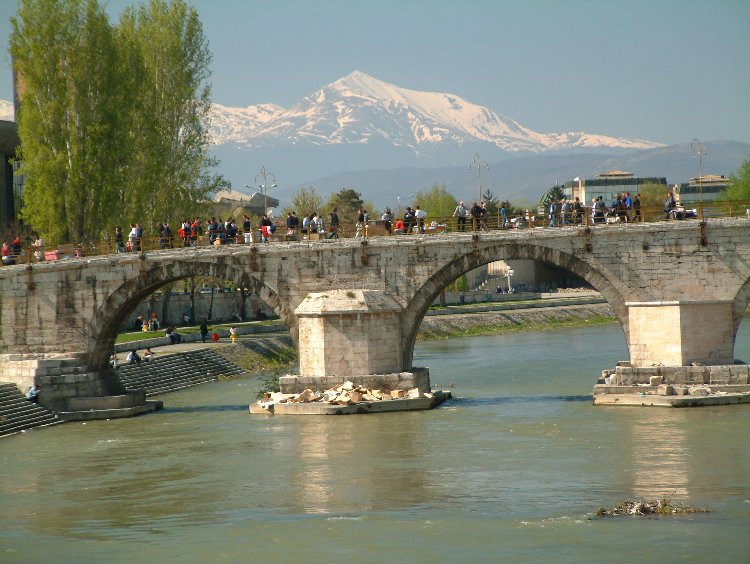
[[691, 139, 707, 221], [470, 154, 488, 203], [245, 166, 277, 216], [396, 194, 414, 213]]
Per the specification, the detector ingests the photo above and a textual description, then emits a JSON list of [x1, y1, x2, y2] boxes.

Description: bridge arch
[[87, 257, 293, 370], [730, 276, 750, 358], [400, 239, 632, 368]]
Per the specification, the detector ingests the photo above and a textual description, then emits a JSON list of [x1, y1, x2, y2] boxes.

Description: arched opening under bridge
[[88, 259, 293, 371], [401, 241, 632, 370]]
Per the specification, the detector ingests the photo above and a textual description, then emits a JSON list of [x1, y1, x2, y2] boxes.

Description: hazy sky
[[1, 0, 748, 144]]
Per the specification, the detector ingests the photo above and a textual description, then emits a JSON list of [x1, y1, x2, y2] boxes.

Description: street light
[[470, 154, 488, 203], [396, 194, 414, 212], [245, 165, 277, 216], [691, 140, 707, 221]]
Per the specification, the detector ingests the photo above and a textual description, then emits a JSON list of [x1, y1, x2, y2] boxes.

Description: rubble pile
[[255, 380, 432, 411]]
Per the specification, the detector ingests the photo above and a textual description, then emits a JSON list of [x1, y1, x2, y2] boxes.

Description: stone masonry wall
[[1, 219, 749, 372]]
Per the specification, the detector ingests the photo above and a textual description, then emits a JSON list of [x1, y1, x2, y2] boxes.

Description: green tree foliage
[[721, 160, 750, 201], [118, 0, 216, 225], [290, 186, 323, 216], [482, 188, 498, 215], [445, 274, 468, 292], [324, 188, 363, 219], [638, 182, 670, 214], [10, 0, 219, 243], [539, 185, 566, 206], [413, 184, 458, 219]]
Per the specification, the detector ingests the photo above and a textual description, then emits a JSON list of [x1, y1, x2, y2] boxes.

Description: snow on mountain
[[208, 71, 663, 154], [3, 72, 662, 155], [0, 100, 14, 121], [208, 101, 284, 144]]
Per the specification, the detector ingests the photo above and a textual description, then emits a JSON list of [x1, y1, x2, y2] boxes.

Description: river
[[2, 322, 749, 563]]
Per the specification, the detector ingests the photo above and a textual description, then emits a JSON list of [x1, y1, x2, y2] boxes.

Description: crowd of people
[[1, 232, 44, 265], [1, 189, 690, 269], [582, 192, 642, 225]]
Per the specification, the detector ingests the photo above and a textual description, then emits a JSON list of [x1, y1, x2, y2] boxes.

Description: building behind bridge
[[0, 119, 20, 230], [562, 171, 668, 204], [676, 175, 731, 204]]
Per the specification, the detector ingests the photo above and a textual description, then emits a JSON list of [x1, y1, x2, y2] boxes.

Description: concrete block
[[649, 375, 663, 386], [657, 384, 674, 396], [689, 387, 710, 396]]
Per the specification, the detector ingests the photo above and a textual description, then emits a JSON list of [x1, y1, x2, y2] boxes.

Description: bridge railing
[[6, 201, 750, 264]]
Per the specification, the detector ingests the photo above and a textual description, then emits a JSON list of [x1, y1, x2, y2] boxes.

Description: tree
[[10, 0, 219, 243], [637, 182, 669, 219], [482, 188, 499, 215], [539, 185, 566, 206], [721, 160, 750, 201], [11, 0, 129, 243], [117, 0, 216, 227], [324, 188, 363, 220], [499, 199, 525, 217], [290, 186, 323, 216], [412, 184, 458, 220]]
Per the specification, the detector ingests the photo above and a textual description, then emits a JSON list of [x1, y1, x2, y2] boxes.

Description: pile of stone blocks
[[251, 380, 433, 414]]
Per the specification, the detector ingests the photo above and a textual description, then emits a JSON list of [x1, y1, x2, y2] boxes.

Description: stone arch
[[400, 240, 632, 368], [730, 275, 750, 357], [88, 257, 293, 370]]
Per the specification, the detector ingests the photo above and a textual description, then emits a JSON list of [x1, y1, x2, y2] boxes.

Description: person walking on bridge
[[453, 201, 468, 231]]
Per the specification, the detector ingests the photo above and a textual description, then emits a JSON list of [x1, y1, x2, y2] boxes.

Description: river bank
[[145, 301, 617, 368], [417, 303, 615, 340]]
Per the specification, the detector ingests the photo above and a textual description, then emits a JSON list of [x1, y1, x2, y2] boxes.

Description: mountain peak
[[328, 70, 409, 103]]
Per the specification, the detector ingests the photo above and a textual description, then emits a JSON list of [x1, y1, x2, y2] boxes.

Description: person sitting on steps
[[126, 350, 141, 364]]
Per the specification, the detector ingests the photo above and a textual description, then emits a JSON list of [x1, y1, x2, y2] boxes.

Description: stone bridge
[[2, 218, 750, 411]]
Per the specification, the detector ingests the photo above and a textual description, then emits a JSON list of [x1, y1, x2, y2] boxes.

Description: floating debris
[[596, 496, 711, 517]]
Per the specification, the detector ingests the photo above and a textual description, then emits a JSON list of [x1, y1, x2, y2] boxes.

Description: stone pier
[[279, 289, 431, 394]]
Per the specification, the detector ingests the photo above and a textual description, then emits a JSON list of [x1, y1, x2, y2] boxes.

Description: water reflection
[[625, 410, 690, 498], [290, 414, 431, 514]]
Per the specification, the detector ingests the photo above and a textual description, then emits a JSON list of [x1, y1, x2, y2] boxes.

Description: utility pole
[[691, 140, 707, 221]]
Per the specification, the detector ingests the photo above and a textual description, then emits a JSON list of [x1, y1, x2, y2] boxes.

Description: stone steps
[[116, 348, 245, 396], [0, 382, 62, 438]]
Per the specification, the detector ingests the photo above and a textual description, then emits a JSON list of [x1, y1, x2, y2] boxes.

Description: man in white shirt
[[414, 206, 427, 233]]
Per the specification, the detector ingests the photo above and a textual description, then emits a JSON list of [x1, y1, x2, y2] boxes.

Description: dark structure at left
[[0, 119, 20, 229]]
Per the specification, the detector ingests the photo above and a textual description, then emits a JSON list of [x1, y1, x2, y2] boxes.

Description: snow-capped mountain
[[209, 70, 662, 154], [208, 102, 284, 144]]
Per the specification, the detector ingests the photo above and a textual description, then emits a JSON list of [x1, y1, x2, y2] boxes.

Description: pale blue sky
[[1, 0, 748, 144]]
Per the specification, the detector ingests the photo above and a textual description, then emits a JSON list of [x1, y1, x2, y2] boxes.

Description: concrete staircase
[[0, 382, 62, 438], [116, 348, 245, 396], [474, 274, 504, 292]]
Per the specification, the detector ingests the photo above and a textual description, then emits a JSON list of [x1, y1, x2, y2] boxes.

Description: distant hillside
[[270, 140, 749, 209]]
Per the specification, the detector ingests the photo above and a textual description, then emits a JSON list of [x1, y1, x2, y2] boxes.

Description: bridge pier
[[279, 290, 431, 394], [594, 300, 750, 405], [626, 301, 735, 367]]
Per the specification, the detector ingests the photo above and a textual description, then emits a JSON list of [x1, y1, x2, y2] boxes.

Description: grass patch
[[114, 319, 283, 344], [417, 313, 616, 340]]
